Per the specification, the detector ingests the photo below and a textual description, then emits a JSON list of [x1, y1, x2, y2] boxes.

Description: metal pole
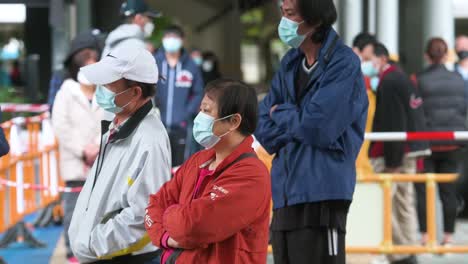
[[426, 177, 438, 249]]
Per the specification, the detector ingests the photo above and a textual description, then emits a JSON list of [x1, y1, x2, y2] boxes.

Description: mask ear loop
[[213, 113, 241, 138], [115, 87, 138, 110]]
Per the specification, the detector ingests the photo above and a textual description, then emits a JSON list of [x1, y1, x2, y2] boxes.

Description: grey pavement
[[51, 221, 468, 263]]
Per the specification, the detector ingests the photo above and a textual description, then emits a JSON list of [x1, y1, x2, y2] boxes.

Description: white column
[[368, 0, 376, 34], [333, 0, 340, 35], [377, 0, 399, 59], [423, 0, 455, 49], [340, 0, 363, 46]]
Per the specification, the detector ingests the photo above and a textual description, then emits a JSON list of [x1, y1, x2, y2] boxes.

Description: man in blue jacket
[[255, 0, 368, 263], [155, 25, 204, 166], [0, 110, 9, 157]]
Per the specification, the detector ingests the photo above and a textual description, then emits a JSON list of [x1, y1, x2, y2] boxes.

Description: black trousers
[[63, 180, 85, 258], [90, 250, 161, 264], [168, 127, 188, 167], [271, 227, 346, 264], [414, 150, 461, 233]]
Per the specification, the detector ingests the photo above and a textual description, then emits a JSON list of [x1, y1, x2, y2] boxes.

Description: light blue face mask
[[95, 86, 132, 114], [163, 37, 183, 53], [361, 61, 379, 77], [278, 16, 307, 48], [370, 76, 380, 92], [193, 57, 203, 66], [193, 112, 235, 149]]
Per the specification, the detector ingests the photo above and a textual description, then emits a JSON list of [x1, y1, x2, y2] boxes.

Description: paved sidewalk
[[49, 220, 468, 264]]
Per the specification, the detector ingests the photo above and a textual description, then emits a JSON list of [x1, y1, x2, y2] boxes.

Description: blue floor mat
[[0, 214, 63, 264]]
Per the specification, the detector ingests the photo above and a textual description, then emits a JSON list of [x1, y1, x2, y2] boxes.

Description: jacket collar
[[69, 82, 100, 111], [380, 64, 399, 79], [284, 28, 339, 68], [199, 136, 255, 174], [426, 63, 447, 72], [100, 100, 153, 142], [282, 28, 340, 103]]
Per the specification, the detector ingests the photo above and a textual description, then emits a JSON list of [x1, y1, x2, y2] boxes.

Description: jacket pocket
[[237, 226, 268, 253], [326, 135, 346, 161]]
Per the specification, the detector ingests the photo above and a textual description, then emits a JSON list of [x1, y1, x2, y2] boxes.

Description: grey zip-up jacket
[[69, 101, 171, 263], [102, 24, 145, 57]]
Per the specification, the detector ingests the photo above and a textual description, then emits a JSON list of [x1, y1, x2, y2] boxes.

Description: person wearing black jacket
[[369, 43, 428, 264], [415, 38, 467, 247], [0, 110, 9, 157]]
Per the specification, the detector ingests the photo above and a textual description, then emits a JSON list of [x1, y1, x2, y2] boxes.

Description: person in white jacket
[[69, 45, 171, 263], [52, 47, 104, 264]]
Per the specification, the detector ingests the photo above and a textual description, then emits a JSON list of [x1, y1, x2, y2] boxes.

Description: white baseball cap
[[80, 45, 159, 85]]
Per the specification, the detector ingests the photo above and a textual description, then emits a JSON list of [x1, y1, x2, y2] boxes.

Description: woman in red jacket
[[145, 79, 271, 264]]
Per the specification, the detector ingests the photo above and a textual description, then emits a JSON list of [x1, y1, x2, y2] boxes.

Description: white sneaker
[[371, 255, 390, 264]]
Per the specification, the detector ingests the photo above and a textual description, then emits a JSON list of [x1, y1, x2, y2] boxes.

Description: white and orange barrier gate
[[0, 113, 57, 233], [349, 131, 467, 255], [0, 105, 76, 237]]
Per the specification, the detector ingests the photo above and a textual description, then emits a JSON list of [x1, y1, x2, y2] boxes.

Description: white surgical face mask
[[163, 37, 183, 53], [202, 61, 214, 72], [193, 112, 235, 149], [278, 16, 307, 48], [77, 71, 93, 86], [144, 22, 155, 38]]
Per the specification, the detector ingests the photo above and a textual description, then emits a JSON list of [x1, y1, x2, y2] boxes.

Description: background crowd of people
[[353, 31, 468, 264]]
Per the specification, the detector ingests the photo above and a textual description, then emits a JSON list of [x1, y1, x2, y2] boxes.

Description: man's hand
[[270, 105, 278, 118], [167, 237, 181, 248]]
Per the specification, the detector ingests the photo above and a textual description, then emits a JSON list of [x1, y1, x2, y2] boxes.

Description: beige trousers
[[370, 157, 419, 262]]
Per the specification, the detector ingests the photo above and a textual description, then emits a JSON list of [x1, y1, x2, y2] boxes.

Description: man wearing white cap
[[68, 45, 171, 264]]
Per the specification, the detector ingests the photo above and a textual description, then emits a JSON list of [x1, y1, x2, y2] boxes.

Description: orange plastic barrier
[[348, 173, 468, 254], [0, 114, 61, 233]]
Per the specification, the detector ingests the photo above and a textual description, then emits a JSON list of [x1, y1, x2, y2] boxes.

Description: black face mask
[[458, 51, 468, 61]]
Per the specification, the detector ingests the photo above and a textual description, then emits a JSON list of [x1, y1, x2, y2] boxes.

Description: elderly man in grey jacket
[[102, 0, 159, 57], [68, 44, 171, 263]]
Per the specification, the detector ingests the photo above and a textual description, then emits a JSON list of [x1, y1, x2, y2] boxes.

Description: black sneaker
[[391, 255, 418, 264]]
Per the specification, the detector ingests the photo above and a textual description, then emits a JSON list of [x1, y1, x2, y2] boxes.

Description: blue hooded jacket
[[255, 29, 368, 209], [154, 48, 204, 128]]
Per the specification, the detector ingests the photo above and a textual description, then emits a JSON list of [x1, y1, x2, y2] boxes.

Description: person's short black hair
[[125, 79, 156, 98], [374, 42, 389, 58], [205, 79, 258, 136], [297, 0, 337, 43], [352, 32, 377, 51], [163, 24, 185, 38]]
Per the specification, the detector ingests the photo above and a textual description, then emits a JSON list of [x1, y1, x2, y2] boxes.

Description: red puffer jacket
[[145, 136, 271, 264]]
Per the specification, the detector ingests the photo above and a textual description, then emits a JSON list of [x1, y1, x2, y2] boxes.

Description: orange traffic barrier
[[347, 172, 468, 255], [0, 114, 61, 233]]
